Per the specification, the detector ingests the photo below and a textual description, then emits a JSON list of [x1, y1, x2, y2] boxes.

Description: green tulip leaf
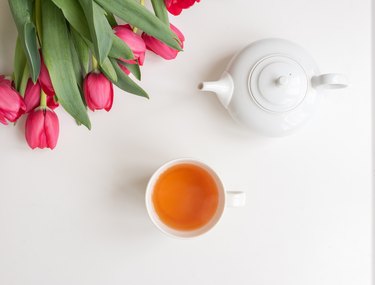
[[51, 0, 133, 61], [105, 12, 118, 27], [19, 63, 30, 97], [69, 36, 84, 88], [121, 62, 141, 81], [107, 58, 148, 98], [13, 37, 27, 91], [35, 0, 42, 43], [100, 57, 118, 82], [151, 0, 169, 25], [95, 0, 181, 50], [51, 0, 91, 39], [78, 0, 113, 64], [23, 22, 41, 83], [8, 0, 40, 83], [110, 35, 134, 61], [42, 0, 91, 129], [71, 28, 90, 76], [52, 0, 134, 62]]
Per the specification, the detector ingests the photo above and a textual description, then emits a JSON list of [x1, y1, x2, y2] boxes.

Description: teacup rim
[[145, 158, 226, 239]]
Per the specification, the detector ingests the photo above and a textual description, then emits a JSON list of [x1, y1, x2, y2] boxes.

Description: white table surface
[[0, 1, 372, 284]]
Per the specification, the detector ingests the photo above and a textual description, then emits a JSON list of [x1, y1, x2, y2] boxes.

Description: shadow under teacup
[[145, 158, 246, 239]]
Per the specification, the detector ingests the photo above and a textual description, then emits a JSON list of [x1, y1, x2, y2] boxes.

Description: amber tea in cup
[[152, 163, 219, 231]]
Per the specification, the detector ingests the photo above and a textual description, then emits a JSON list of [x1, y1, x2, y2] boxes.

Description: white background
[[0, 0, 372, 284]]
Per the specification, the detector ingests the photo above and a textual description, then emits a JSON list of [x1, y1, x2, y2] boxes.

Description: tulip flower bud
[[24, 80, 41, 113], [25, 108, 59, 150], [39, 57, 55, 96], [165, 0, 200, 15], [46, 96, 59, 110], [114, 25, 146, 66], [24, 80, 59, 113], [0, 75, 12, 87], [142, 24, 185, 60], [83, 72, 114, 112], [0, 76, 26, 125]]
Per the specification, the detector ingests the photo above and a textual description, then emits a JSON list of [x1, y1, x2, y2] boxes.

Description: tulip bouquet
[[1, 0, 199, 149]]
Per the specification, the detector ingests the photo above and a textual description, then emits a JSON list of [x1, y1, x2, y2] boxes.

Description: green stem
[[40, 90, 47, 108], [35, 0, 42, 45], [132, 0, 145, 33], [92, 56, 99, 72]]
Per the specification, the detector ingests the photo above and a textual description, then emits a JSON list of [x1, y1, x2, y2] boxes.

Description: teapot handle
[[312, 74, 348, 90]]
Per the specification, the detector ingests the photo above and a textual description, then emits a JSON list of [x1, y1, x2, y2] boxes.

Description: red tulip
[[46, 96, 59, 110], [0, 77, 26, 125], [83, 72, 114, 112], [165, 0, 200, 15], [114, 25, 146, 66], [24, 80, 59, 113], [0, 75, 12, 87], [25, 108, 59, 149], [39, 57, 55, 96], [142, 24, 185, 60], [24, 80, 41, 113]]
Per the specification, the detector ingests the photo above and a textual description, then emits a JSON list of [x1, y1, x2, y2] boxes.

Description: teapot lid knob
[[249, 55, 308, 113], [276, 76, 290, 86]]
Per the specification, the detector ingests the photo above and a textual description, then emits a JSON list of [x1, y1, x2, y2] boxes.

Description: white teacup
[[145, 158, 246, 238]]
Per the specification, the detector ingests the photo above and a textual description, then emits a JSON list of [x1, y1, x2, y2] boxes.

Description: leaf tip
[[84, 120, 92, 130]]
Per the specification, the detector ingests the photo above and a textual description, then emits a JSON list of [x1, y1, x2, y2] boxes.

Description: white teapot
[[199, 38, 348, 136]]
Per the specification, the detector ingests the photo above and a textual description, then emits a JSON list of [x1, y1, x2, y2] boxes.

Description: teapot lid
[[249, 55, 308, 113]]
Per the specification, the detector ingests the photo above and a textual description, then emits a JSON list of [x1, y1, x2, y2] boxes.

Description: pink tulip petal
[[165, 0, 199, 15], [24, 80, 41, 113], [84, 73, 114, 112], [0, 77, 12, 87], [39, 57, 55, 96], [44, 110, 59, 149], [142, 23, 184, 60], [121, 59, 137, 65], [0, 82, 25, 123], [142, 35, 178, 60], [25, 110, 45, 149], [25, 109, 59, 150], [90, 78, 110, 109], [104, 83, 114, 112], [0, 113, 8, 125], [47, 96, 59, 110], [39, 131, 48, 149], [180, 0, 198, 8], [138, 52, 145, 66], [170, 24, 185, 47], [114, 25, 146, 65], [168, 6, 182, 15]]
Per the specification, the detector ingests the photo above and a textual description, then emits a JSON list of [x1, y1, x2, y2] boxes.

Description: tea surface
[[152, 163, 219, 231]]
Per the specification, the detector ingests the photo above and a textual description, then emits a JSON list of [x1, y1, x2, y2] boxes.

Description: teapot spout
[[198, 72, 234, 108]]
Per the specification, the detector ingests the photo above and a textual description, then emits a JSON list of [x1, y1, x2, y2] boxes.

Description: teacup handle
[[312, 73, 348, 90], [226, 191, 246, 207]]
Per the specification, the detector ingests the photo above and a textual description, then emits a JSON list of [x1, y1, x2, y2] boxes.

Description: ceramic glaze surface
[[249, 56, 307, 112], [200, 38, 348, 136]]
